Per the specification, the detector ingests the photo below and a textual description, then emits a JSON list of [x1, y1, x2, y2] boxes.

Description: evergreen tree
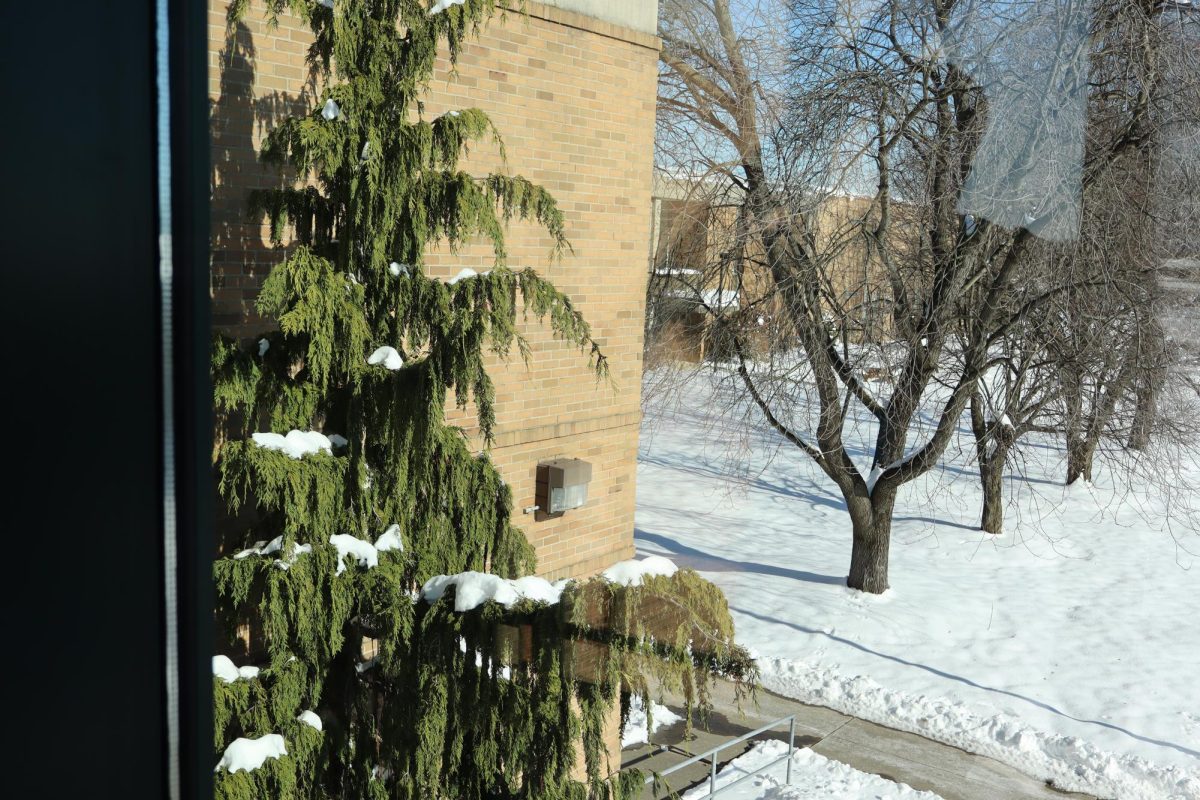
[[211, 2, 754, 798]]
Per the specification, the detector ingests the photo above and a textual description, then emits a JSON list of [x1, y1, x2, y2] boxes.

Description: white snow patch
[[636, 368, 1200, 800], [510, 575, 563, 605], [213, 655, 260, 684], [215, 734, 287, 774], [374, 524, 404, 553], [429, 0, 466, 14], [669, 287, 739, 310], [421, 571, 564, 612], [388, 262, 410, 277], [234, 536, 313, 570], [317, 0, 333, 8], [328, 433, 348, 448], [680, 740, 943, 800], [865, 465, 883, 494], [447, 267, 477, 285], [251, 430, 333, 459], [234, 535, 283, 560], [296, 710, 323, 731], [621, 695, 683, 747], [367, 346, 404, 370], [601, 555, 677, 586], [329, 534, 378, 575], [273, 543, 313, 571], [321, 98, 340, 120], [258, 338, 269, 356]]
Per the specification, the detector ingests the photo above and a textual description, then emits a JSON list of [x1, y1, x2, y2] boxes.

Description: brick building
[[646, 172, 912, 364], [209, 1, 660, 580]]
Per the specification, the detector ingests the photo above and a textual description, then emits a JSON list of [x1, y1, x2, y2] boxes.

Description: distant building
[[646, 170, 910, 364]]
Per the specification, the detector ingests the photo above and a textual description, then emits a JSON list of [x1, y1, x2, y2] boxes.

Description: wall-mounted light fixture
[[535, 459, 592, 520]]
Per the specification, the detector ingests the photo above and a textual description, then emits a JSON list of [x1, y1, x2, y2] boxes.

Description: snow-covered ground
[[622, 695, 683, 748], [680, 740, 944, 800], [636, 369, 1200, 800]]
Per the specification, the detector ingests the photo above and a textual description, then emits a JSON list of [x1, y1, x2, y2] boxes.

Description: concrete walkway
[[623, 681, 1097, 800]]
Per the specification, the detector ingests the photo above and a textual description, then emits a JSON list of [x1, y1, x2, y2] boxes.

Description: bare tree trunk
[[969, 392, 1007, 534], [1128, 383, 1156, 453], [1061, 367, 1094, 485], [979, 455, 1006, 534], [1128, 322, 1166, 450], [847, 490, 895, 593], [1127, 381, 1156, 451], [1066, 437, 1096, 484]]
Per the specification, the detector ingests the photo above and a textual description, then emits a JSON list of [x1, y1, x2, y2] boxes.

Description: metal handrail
[[642, 714, 796, 799]]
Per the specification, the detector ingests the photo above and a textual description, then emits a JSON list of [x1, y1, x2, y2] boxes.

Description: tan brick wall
[[208, 1, 658, 579]]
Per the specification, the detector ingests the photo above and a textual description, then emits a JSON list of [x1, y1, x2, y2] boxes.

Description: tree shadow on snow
[[634, 529, 847, 587], [892, 514, 980, 532], [636, 452, 848, 514]]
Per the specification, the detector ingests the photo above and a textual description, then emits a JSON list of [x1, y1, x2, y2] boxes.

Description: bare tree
[[962, 0, 1200, 526], [1041, 0, 1200, 481], [966, 324, 1063, 533], [656, 0, 1191, 593]]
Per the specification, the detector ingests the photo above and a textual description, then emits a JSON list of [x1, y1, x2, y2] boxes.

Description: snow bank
[[251, 430, 333, 459], [374, 524, 403, 553], [421, 571, 565, 612], [621, 695, 682, 747], [680, 740, 943, 800], [215, 734, 287, 774], [601, 555, 677, 586], [367, 346, 404, 370], [329, 534, 378, 575], [212, 655, 259, 684], [296, 710, 322, 731], [760, 659, 1200, 800]]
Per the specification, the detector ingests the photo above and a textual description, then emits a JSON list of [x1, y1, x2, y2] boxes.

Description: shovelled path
[[624, 681, 1097, 800]]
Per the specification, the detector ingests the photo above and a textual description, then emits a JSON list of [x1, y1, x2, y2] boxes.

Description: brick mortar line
[[475, 413, 643, 449]]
